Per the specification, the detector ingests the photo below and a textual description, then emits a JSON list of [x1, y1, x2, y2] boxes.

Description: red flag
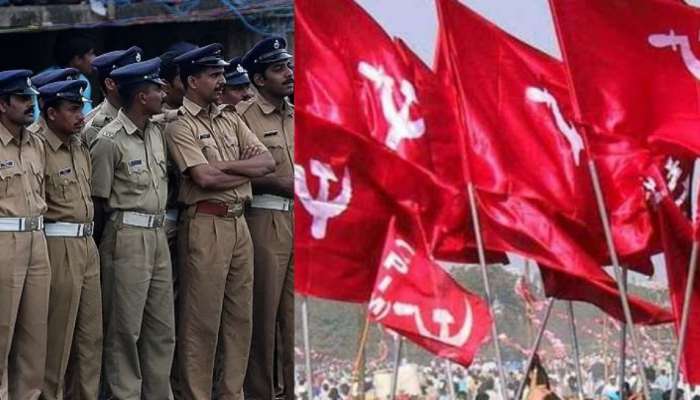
[[297, 0, 450, 172], [655, 192, 700, 383], [368, 217, 491, 367], [295, 111, 468, 302], [296, 0, 491, 264], [435, 0, 668, 270], [476, 190, 672, 325], [549, 0, 700, 156], [435, 0, 673, 324]]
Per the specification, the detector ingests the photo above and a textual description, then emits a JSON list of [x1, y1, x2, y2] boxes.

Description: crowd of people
[[295, 348, 700, 400]]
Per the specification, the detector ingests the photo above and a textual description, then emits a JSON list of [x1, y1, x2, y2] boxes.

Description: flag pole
[[618, 268, 627, 400], [671, 241, 699, 400], [389, 335, 403, 400], [567, 301, 585, 400], [586, 159, 651, 400], [467, 182, 509, 400], [444, 359, 456, 400], [301, 296, 314, 400], [515, 298, 555, 400], [352, 309, 371, 400]]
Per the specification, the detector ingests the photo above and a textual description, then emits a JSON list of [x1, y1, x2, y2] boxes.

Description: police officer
[[239, 37, 295, 400], [160, 41, 197, 112], [220, 57, 254, 107], [0, 70, 50, 399], [90, 58, 175, 399], [82, 46, 142, 145], [30, 67, 79, 122], [165, 43, 274, 400], [34, 80, 102, 400]]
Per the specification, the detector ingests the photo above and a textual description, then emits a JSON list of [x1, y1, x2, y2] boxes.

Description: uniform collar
[[257, 94, 293, 117], [183, 96, 222, 118], [117, 109, 141, 136], [44, 124, 68, 152], [0, 121, 30, 146], [102, 98, 119, 118]]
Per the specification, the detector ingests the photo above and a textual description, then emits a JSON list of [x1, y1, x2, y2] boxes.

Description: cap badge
[[273, 39, 280, 49], [236, 64, 246, 73], [79, 87, 84, 96], [26, 77, 31, 88], [135, 52, 142, 62]]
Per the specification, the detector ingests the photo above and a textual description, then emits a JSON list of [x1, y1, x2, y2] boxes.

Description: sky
[[350, 0, 700, 286]]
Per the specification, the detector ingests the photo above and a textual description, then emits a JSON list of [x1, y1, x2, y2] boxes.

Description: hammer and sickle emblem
[[526, 86, 584, 166], [294, 160, 353, 240], [357, 61, 426, 151], [392, 300, 474, 347], [649, 29, 700, 80]]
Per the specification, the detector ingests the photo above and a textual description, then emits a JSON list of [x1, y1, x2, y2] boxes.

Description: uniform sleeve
[[232, 113, 267, 158], [164, 119, 208, 173], [90, 136, 117, 199]]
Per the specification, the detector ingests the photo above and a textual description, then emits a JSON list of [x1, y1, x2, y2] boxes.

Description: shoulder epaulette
[[235, 98, 255, 115]]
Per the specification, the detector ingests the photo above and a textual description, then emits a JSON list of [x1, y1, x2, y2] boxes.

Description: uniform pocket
[[47, 170, 80, 201], [0, 165, 24, 198]]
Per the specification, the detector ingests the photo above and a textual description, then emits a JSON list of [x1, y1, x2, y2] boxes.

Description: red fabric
[[368, 218, 492, 367], [434, 0, 673, 324], [296, 0, 493, 265], [549, 0, 700, 156], [656, 194, 700, 383], [435, 0, 666, 272], [295, 112, 468, 302], [475, 191, 672, 325]]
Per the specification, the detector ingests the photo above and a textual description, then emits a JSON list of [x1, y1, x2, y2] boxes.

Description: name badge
[[58, 167, 72, 176], [263, 130, 278, 137], [199, 133, 211, 140], [0, 160, 16, 169], [128, 159, 144, 173]]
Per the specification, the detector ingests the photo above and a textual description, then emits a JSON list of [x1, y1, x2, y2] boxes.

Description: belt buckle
[[27, 217, 38, 231], [84, 223, 94, 237], [227, 202, 244, 218], [153, 215, 165, 228]]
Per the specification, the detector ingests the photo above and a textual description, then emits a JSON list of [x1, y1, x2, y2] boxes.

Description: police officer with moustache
[[82, 46, 142, 146], [165, 43, 274, 400], [34, 80, 102, 400], [238, 37, 295, 400], [90, 58, 175, 399], [0, 70, 50, 400], [219, 57, 254, 107]]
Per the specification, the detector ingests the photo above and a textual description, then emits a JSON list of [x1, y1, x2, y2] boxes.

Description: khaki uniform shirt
[[82, 99, 119, 146], [29, 122, 93, 223], [236, 96, 294, 185], [165, 96, 266, 206], [0, 122, 46, 217], [90, 110, 168, 214]]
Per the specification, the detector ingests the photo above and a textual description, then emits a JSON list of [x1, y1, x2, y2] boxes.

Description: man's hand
[[241, 145, 266, 160]]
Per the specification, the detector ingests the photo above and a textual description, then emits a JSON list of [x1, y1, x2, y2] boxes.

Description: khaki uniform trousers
[[164, 216, 183, 400], [99, 218, 175, 400], [43, 236, 102, 400], [243, 208, 294, 400], [0, 231, 50, 400], [177, 208, 253, 400]]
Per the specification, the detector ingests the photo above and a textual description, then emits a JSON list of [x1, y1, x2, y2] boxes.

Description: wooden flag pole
[[567, 302, 586, 400], [586, 159, 651, 400], [445, 359, 456, 400], [389, 335, 404, 400], [515, 298, 555, 400], [671, 241, 700, 400], [467, 182, 509, 400], [301, 297, 314, 399]]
